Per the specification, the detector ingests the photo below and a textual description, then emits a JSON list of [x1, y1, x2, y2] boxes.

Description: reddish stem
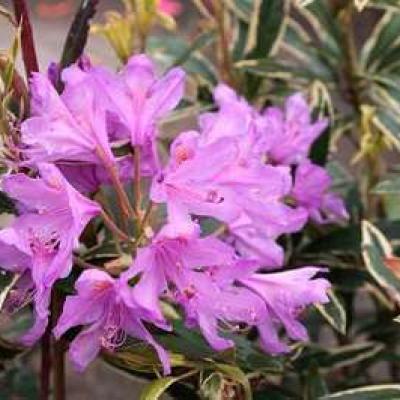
[[12, 0, 39, 79], [40, 325, 52, 400], [52, 291, 66, 400]]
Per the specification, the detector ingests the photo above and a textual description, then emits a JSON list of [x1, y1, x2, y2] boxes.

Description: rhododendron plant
[[4, 1, 400, 399], [0, 49, 340, 393]]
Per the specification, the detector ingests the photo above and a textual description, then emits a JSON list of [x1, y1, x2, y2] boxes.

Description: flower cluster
[[0, 55, 347, 374]]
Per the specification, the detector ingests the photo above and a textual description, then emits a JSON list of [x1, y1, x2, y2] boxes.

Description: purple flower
[[65, 55, 185, 147], [132, 222, 330, 354], [292, 161, 349, 224], [228, 216, 284, 267], [132, 221, 237, 306], [151, 130, 307, 264], [131, 222, 262, 351], [0, 164, 100, 344], [262, 93, 328, 165], [21, 69, 115, 167], [240, 267, 330, 353], [53, 269, 171, 374]]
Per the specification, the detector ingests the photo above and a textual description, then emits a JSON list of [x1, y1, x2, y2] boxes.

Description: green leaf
[[320, 384, 400, 399], [172, 30, 216, 67], [295, 0, 343, 61], [139, 376, 182, 400], [0, 364, 39, 400], [361, 11, 400, 72], [232, 334, 284, 373], [200, 373, 224, 400], [212, 363, 252, 400], [224, 0, 252, 21], [315, 290, 347, 334], [304, 363, 329, 399], [156, 320, 218, 361], [373, 177, 400, 194], [362, 220, 400, 303], [148, 35, 218, 86], [282, 22, 336, 81], [310, 125, 331, 166], [295, 342, 384, 371], [60, 0, 100, 69], [245, 0, 289, 59], [373, 108, 400, 152], [0, 191, 17, 214]]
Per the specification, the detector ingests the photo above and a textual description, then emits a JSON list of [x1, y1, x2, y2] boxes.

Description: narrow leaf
[[245, 0, 289, 58], [139, 377, 180, 400], [362, 220, 400, 304], [60, 0, 100, 69], [321, 384, 400, 399], [316, 290, 347, 334]]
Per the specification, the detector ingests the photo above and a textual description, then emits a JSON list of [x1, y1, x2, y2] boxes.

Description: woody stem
[[40, 326, 51, 400], [52, 290, 65, 400]]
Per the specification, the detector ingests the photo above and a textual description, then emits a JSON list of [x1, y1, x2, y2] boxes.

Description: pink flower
[[0, 164, 100, 344], [262, 93, 328, 165], [151, 128, 307, 265], [131, 222, 263, 351], [292, 161, 349, 224], [131, 221, 330, 354], [54, 269, 170, 373], [65, 55, 185, 148], [21, 70, 115, 167], [240, 267, 330, 353], [198, 84, 266, 162]]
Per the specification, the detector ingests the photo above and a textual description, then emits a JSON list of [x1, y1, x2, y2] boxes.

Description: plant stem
[[12, 0, 39, 79], [101, 210, 131, 242], [52, 291, 66, 400], [213, 0, 236, 88], [96, 148, 137, 220], [40, 326, 52, 400]]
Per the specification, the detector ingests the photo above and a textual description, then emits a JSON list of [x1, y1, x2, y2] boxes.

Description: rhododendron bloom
[[65, 55, 185, 148], [292, 161, 349, 224], [0, 53, 346, 378], [263, 93, 328, 165], [132, 221, 237, 310], [54, 269, 170, 373], [240, 267, 331, 353], [21, 71, 114, 167], [0, 164, 100, 344]]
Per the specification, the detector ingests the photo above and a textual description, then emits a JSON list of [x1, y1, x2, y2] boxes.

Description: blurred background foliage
[[4, 0, 400, 399]]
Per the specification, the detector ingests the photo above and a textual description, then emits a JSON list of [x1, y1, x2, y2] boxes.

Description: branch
[[12, 0, 39, 79]]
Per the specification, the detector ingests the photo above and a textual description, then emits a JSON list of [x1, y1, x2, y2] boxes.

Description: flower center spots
[[93, 281, 113, 293], [101, 311, 126, 351], [156, 173, 165, 184], [183, 284, 197, 299], [28, 228, 60, 259], [206, 190, 224, 204], [101, 326, 126, 351], [174, 145, 193, 164]]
